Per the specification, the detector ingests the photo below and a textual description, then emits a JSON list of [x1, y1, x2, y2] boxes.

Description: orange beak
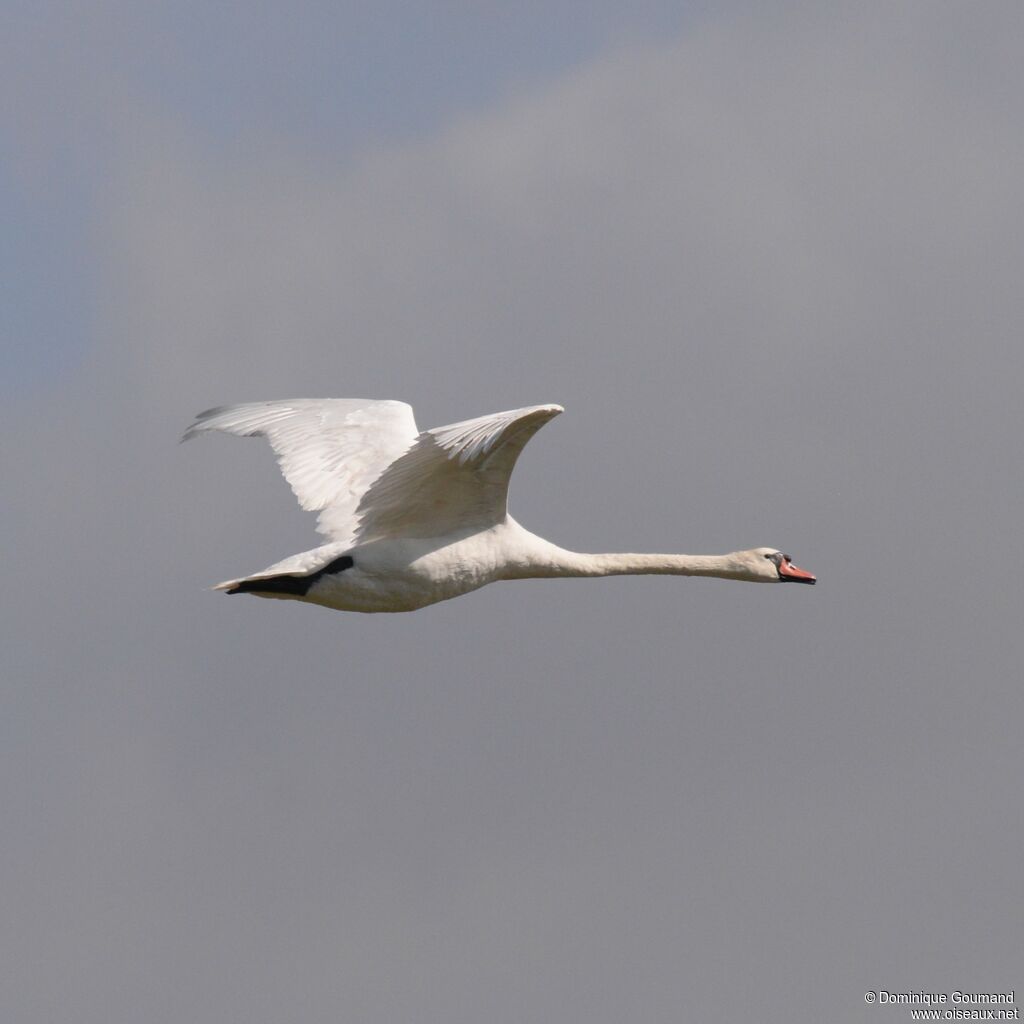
[[778, 558, 816, 584]]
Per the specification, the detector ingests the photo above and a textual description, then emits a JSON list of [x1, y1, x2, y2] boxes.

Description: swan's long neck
[[507, 531, 755, 582]]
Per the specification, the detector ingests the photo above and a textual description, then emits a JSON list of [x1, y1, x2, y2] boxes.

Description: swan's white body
[[184, 399, 815, 613]]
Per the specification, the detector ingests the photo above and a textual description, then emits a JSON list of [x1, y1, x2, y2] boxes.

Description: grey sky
[[3, 3, 1023, 1022]]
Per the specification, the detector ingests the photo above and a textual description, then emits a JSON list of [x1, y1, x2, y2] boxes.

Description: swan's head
[[744, 548, 817, 584]]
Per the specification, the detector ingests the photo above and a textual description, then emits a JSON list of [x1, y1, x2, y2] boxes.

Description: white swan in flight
[[183, 399, 815, 613]]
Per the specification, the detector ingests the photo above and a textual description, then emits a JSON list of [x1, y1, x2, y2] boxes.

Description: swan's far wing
[[182, 399, 419, 544], [354, 404, 563, 541]]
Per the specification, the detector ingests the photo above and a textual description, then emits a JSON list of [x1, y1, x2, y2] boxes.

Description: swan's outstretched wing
[[182, 398, 419, 544], [353, 404, 563, 541]]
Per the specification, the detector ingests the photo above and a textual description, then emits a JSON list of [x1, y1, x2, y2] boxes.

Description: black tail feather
[[227, 575, 313, 596], [225, 555, 354, 597]]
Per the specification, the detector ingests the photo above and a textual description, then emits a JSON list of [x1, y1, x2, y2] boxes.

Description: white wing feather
[[353, 404, 563, 541], [182, 398, 418, 544], [183, 399, 563, 548]]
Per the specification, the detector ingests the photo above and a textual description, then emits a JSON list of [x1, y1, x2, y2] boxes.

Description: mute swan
[[183, 399, 815, 613]]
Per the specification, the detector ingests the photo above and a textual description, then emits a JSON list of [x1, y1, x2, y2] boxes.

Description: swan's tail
[[215, 574, 314, 597], [213, 551, 355, 598]]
